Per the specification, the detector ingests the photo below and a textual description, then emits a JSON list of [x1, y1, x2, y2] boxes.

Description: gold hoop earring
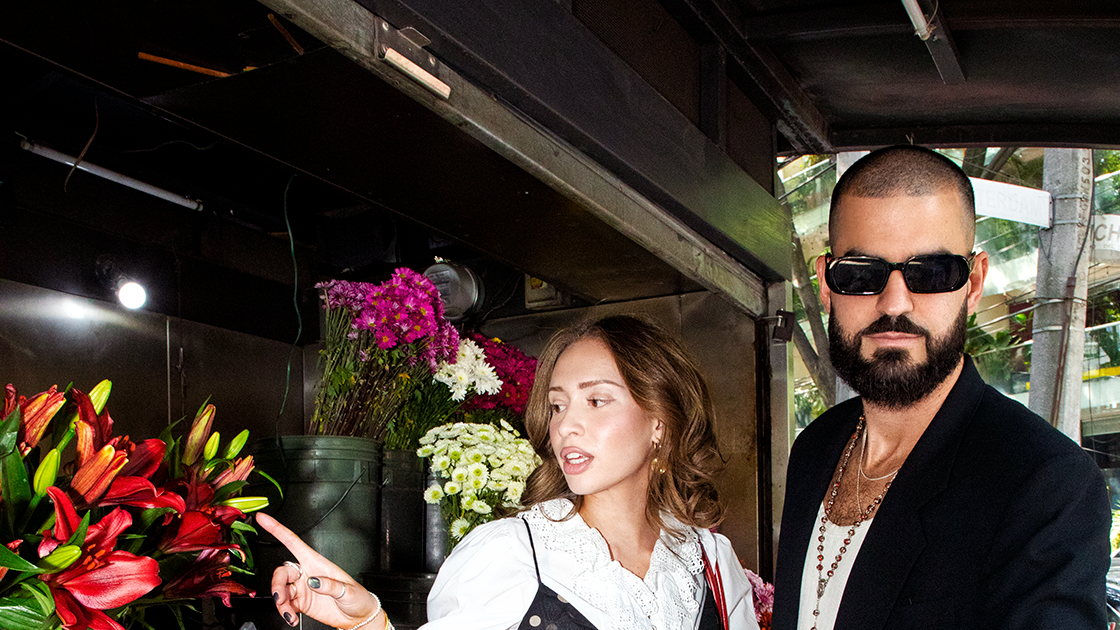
[[651, 441, 666, 475]]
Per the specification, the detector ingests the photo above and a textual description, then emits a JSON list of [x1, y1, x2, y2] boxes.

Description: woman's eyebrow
[[549, 379, 624, 392]]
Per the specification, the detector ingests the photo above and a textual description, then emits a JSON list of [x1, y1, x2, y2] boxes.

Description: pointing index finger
[[257, 512, 318, 562]]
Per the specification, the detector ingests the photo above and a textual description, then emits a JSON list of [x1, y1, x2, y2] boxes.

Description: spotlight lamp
[[95, 255, 148, 309]]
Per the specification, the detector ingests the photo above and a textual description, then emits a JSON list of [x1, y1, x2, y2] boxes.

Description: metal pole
[[1029, 148, 1093, 441]]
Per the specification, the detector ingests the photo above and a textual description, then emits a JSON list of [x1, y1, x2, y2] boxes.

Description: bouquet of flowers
[[460, 334, 537, 434], [312, 268, 459, 440], [417, 421, 539, 546], [745, 568, 774, 629], [385, 338, 503, 451], [0, 380, 269, 630]]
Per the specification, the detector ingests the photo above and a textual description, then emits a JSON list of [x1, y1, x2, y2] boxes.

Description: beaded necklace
[[810, 416, 895, 630]]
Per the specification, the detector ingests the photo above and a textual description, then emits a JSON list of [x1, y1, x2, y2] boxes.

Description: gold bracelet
[[339, 591, 392, 630]]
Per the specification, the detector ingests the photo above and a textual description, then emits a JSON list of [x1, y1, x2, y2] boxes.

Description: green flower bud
[[217, 496, 269, 513], [38, 545, 81, 573], [33, 448, 61, 496], [203, 431, 221, 462], [88, 380, 112, 414], [223, 429, 250, 460]]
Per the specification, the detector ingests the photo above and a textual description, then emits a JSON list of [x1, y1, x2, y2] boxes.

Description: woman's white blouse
[[423, 499, 759, 630]]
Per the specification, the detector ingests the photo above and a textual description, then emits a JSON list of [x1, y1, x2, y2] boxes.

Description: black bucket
[[379, 449, 426, 573], [246, 436, 382, 630]]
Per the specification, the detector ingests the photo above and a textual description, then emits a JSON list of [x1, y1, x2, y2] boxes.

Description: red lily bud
[[18, 385, 66, 454], [71, 444, 128, 505], [182, 404, 215, 466]]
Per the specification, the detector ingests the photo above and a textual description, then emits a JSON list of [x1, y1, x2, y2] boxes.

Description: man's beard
[[828, 303, 967, 410]]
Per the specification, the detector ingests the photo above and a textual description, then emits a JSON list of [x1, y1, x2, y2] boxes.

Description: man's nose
[[876, 269, 915, 317]]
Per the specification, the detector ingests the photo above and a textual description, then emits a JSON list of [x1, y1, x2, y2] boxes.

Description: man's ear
[[815, 254, 832, 314], [966, 251, 989, 314]]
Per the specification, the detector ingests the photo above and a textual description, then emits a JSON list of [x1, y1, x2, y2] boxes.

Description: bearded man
[[771, 145, 1110, 630]]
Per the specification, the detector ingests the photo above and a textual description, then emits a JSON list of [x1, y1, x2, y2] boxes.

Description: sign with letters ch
[[1093, 214, 1120, 260]]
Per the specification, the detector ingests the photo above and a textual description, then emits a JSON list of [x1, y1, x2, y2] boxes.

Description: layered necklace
[[810, 416, 900, 630]]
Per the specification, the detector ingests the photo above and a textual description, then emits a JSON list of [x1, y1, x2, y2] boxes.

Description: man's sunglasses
[[824, 253, 975, 295]]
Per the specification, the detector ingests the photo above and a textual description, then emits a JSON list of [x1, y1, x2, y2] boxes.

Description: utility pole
[[1029, 148, 1094, 441]]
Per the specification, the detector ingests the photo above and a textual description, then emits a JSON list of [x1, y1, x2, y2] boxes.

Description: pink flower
[[376, 330, 398, 349], [464, 335, 537, 414], [744, 568, 774, 616]]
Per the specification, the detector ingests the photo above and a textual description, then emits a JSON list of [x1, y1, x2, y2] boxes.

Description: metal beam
[[667, 0, 835, 154], [829, 123, 1120, 153], [744, 4, 910, 41], [258, 0, 770, 316], [914, 0, 966, 85]]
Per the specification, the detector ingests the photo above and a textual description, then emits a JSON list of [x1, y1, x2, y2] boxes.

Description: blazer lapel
[[832, 358, 986, 630], [772, 401, 862, 630]]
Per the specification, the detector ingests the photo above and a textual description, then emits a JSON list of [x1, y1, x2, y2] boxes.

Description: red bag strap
[[701, 545, 729, 630]]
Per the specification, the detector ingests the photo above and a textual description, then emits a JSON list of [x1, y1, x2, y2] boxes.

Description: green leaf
[[0, 450, 33, 538], [0, 543, 39, 573], [254, 469, 284, 499], [64, 513, 90, 548], [137, 507, 178, 532], [0, 596, 49, 630], [0, 407, 21, 459], [230, 520, 257, 534], [18, 581, 54, 616]]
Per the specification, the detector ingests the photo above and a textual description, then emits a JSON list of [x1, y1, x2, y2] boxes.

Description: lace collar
[[521, 499, 704, 630]]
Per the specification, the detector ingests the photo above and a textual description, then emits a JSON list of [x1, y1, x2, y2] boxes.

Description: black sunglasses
[[824, 253, 975, 295]]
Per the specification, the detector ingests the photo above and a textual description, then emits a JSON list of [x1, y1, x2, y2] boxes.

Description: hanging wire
[[262, 175, 367, 539]]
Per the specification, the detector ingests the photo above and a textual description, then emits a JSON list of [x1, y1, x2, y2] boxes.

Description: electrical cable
[[119, 139, 218, 154], [260, 175, 366, 542], [1046, 196, 1095, 425], [276, 174, 302, 423]]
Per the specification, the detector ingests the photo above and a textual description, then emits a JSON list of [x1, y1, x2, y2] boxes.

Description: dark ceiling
[[668, 0, 1120, 152], [2, 0, 1117, 341]]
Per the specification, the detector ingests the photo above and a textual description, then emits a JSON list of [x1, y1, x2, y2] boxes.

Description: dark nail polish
[[307, 577, 321, 589], [284, 612, 293, 626], [272, 592, 279, 602]]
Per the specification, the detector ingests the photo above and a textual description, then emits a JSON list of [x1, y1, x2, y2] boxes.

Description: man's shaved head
[[830, 145, 976, 246]]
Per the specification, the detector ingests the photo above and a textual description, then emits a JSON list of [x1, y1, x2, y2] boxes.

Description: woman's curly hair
[[517, 314, 726, 534]]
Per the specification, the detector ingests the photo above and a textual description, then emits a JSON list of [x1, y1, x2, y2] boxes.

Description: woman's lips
[[560, 447, 592, 475]]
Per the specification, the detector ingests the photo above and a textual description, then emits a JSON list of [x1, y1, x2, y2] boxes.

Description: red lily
[[99, 476, 186, 512], [160, 548, 254, 606], [173, 469, 244, 526], [158, 510, 242, 557], [117, 438, 165, 479], [92, 438, 185, 512], [40, 488, 161, 630], [16, 385, 66, 455]]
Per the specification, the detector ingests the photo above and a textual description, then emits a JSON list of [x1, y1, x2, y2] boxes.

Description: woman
[[260, 314, 758, 630]]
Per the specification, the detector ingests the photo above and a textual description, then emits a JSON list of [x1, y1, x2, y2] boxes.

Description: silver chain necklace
[[811, 417, 896, 630]]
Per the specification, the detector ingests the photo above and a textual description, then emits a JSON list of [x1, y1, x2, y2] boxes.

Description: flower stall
[[0, 380, 268, 630]]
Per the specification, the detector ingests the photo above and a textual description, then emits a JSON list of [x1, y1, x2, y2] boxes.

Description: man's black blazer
[[772, 357, 1110, 630]]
